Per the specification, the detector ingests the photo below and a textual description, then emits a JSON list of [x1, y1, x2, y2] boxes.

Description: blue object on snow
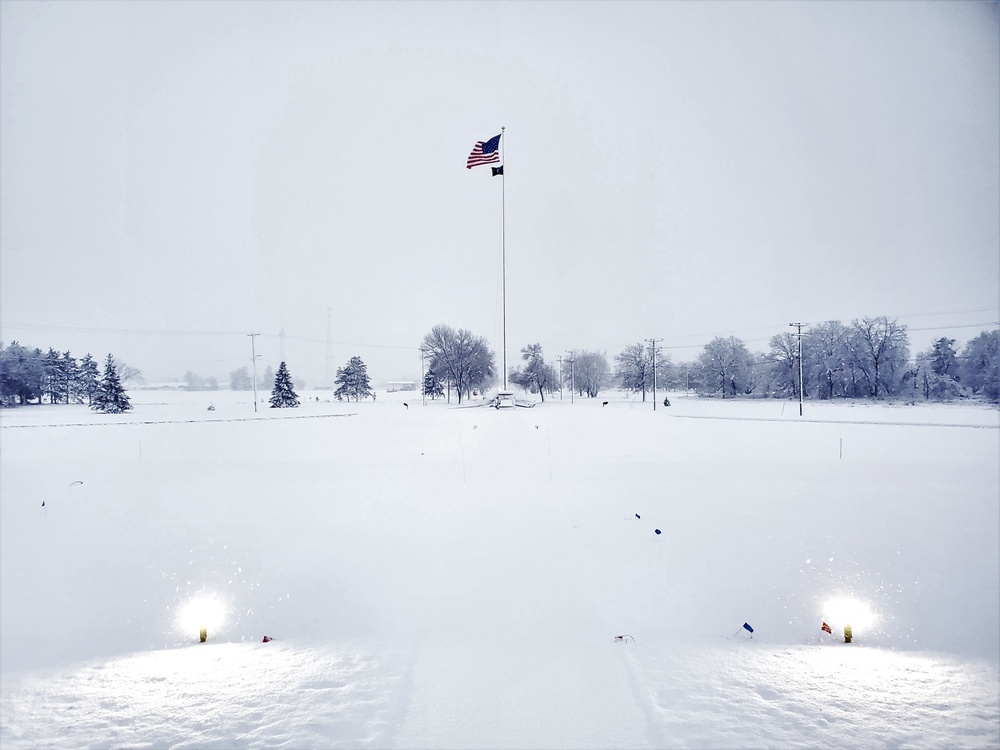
[[635, 513, 640, 519], [654, 529, 661, 535], [743, 622, 754, 634]]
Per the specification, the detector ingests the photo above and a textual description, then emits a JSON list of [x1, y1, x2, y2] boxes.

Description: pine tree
[[91, 354, 132, 414], [930, 337, 959, 379], [43, 348, 66, 403], [61, 351, 82, 403], [423, 368, 445, 400], [77, 354, 100, 405], [269, 361, 300, 408], [334, 356, 376, 402]]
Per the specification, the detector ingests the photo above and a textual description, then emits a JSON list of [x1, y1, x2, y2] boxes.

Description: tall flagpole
[[501, 125, 506, 390]]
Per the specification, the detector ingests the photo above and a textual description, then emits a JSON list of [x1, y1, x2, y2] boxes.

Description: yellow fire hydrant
[[844, 623, 853, 643]]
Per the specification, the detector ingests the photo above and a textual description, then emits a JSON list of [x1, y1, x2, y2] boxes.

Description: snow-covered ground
[[1, 390, 998, 748]]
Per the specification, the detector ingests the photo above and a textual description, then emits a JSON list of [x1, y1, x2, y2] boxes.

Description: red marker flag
[[821, 622, 832, 634]]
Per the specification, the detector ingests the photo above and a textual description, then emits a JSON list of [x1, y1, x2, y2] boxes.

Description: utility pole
[[420, 348, 426, 407], [248, 333, 261, 413], [565, 352, 576, 404], [647, 338, 662, 410], [789, 322, 805, 416]]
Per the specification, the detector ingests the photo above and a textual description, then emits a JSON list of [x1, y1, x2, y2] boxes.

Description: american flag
[[466, 133, 501, 169]]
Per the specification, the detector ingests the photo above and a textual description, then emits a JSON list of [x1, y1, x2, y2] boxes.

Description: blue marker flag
[[743, 622, 754, 634]]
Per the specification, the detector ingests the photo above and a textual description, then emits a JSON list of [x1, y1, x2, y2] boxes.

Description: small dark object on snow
[[663, 397, 670, 407], [262, 635, 273, 643], [602, 401, 608, 407], [403, 403, 408, 409], [207, 404, 215, 411], [41, 501, 45, 507], [635, 513, 640, 519], [654, 529, 661, 535], [614, 634, 635, 643]]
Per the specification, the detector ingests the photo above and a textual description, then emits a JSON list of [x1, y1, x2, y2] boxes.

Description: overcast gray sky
[[2, 0, 997, 385]]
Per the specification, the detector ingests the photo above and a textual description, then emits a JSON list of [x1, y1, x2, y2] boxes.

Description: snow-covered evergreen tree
[[269, 361, 299, 408], [334, 356, 376, 402], [43, 348, 66, 403], [422, 368, 444, 400], [61, 351, 83, 403], [91, 354, 132, 414], [77, 354, 100, 405]]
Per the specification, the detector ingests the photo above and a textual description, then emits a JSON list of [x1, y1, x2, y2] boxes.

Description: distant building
[[386, 381, 416, 393]]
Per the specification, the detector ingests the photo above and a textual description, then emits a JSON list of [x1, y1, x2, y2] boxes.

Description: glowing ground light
[[177, 593, 227, 643], [823, 595, 878, 640]]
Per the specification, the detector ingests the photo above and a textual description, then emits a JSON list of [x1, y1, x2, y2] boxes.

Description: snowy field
[[1, 390, 998, 749]]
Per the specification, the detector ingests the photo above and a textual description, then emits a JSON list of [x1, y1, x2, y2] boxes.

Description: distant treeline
[[4, 317, 997, 407], [423, 318, 998, 405], [519, 318, 997, 404], [668, 320, 997, 403], [607, 318, 998, 404]]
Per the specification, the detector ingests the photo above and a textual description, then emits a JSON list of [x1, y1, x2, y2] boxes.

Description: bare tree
[[767, 332, 799, 399], [509, 343, 552, 401], [421, 324, 496, 404], [847, 317, 909, 398], [115, 361, 144, 386], [699, 336, 751, 398], [615, 343, 652, 400], [961, 329, 999, 402], [805, 321, 851, 400], [616, 342, 672, 400], [573, 351, 610, 398], [741, 351, 767, 396]]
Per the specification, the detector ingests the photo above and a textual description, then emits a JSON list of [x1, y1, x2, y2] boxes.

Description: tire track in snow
[[666, 413, 998, 429], [0, 413, 356, 429]]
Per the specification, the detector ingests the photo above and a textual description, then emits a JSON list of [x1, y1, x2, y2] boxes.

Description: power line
[[1, 322, 421, 351], [5, 311, 996, 366]]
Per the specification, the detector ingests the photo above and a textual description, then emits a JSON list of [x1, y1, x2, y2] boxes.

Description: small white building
[[386, 381, 416, 393]]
